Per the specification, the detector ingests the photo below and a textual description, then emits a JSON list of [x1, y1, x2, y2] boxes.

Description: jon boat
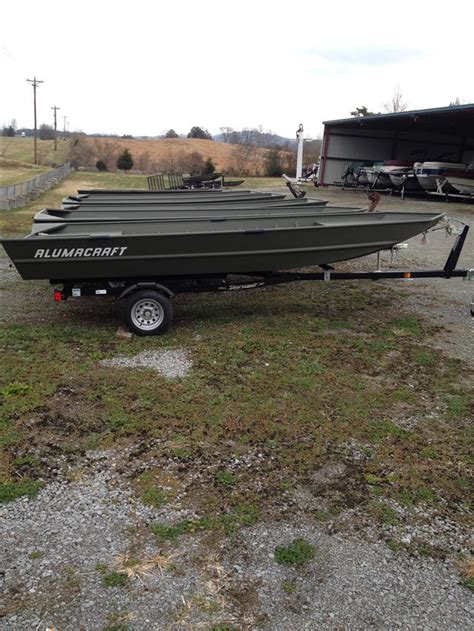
[[183, 173, 222, 186], [77, 188, 229, 195], [57, 199, 330, 214], [34, 204, 366, 224], [62, 192, 290, 206], [2, 212, 444, 282]]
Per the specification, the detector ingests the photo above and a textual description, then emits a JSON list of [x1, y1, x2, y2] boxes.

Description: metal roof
[[323, 104, 474, 136]]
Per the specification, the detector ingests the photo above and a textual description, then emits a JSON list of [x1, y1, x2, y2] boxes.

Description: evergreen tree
[[203, 157, 216, 174], [187, 126, 212, 140], [116, 148, 134, 172], [264, 148, 283, 177], [96, 160, 107, 172]]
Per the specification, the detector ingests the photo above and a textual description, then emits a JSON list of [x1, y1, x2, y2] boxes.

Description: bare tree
[[230, 144, 259, 176], [383, 87, 408, 113], [67, 135, 95, 167], [220, 126, 233, 143], [89, 138, 121, 170], [135, 151, 151, 173]]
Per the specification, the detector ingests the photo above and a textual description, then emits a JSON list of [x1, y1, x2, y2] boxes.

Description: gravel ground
[[1, 454, 473, 630], [100, 349, 193, 379]]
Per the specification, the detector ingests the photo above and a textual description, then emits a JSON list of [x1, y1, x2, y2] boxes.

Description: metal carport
[[318, 104, 474, 186]]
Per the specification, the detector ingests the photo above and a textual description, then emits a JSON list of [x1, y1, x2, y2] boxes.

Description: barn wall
[[319, 125, 474, 185]]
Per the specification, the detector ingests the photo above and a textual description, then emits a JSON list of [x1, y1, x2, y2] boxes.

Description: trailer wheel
[[121, 290, 173, 336]]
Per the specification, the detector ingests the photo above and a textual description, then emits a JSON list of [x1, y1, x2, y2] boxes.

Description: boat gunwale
[[13, 212, 446, 241]]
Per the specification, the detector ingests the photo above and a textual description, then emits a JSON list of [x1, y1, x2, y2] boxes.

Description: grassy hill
[[1, 135, 295, 180], [0, 137, 70, 167], [71, 136, 294, 177]]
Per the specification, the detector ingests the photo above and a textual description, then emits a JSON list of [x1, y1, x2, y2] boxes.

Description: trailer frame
[[51, 224, 473, 334]]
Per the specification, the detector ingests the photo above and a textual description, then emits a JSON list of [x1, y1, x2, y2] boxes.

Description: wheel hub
[[131, 298, 165, 331]]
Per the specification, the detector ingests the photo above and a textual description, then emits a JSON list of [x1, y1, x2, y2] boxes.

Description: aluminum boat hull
[[63, 193, 286, 206], [59, 199, 328, 213], [34, 205, 366, 224], [1, 212, 444, 281]]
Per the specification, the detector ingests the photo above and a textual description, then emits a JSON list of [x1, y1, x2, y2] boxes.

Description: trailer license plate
[[72, 288, 81, 297]]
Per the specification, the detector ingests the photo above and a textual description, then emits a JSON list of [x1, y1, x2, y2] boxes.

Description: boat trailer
[[52, 223, 473, 335]]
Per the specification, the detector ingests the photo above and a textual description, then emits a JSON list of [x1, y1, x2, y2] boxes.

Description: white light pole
[[296, 123, 304, 180]]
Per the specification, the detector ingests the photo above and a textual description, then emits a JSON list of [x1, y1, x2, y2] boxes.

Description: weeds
[[102, 571, 128, 588], [274, 539, 315, 566], [0, 480, 44, 503]]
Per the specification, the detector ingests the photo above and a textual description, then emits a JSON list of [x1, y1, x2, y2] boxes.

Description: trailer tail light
[[53, 289, 63, 302], [404, 273, 412, 279]]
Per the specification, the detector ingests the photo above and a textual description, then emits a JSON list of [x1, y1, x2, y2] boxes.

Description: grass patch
[[141, 487, 169, 508], [0, 480, 44, 503], [367, 420, 407, 443], [445, 395, 471, 418], [215, 471, 237, 486], [390, 317, 423, 337], [313, 509, 331, 522], [282, 579, 297, 593], [102, 571, 128, 588], [368, 502, 399, 525], [152, 503, 261, 544], [274, 538, 315, 567], [413, 350, 437, 366]]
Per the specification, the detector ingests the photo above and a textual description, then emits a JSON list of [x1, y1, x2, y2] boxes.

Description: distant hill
[[68, 136, 295, 176]]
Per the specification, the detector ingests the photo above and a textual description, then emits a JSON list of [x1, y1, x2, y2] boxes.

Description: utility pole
[[26, 76, 44, 164], [51, 105, 60, 151], [63, 116, 68, 139]]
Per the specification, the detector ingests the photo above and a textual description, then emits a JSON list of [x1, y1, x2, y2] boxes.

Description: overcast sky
[[1, 0, 473, 139]]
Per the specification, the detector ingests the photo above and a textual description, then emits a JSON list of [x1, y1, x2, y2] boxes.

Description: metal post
[[296, 124, 304, 181], [51, 105, 60, 151], [26, 77, 44, 165]]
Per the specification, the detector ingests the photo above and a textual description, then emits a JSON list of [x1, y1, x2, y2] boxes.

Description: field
[[0, 173, 473, 628], [0, 137, 70, 168], [1, 136, 289, 183]]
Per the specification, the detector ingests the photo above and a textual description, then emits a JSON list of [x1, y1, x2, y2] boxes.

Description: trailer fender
[[119, 282, 175, 301]]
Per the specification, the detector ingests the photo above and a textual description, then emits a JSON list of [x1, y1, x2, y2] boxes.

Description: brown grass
[[80, 136, 283, 174]]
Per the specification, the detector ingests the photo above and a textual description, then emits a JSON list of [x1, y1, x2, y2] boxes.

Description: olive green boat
[[34, 204, 365, 223], [2, 212, 444, 282], [63, 192, 289, 206], [58, 198, 326, 213]]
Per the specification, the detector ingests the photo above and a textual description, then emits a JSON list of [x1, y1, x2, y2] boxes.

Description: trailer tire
[[121, 290, 173, 336]]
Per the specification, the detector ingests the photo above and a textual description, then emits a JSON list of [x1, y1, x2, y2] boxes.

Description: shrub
[[116, 148, 134, 172]]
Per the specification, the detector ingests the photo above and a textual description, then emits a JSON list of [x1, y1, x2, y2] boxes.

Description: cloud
[[303, 46, 425, 66]]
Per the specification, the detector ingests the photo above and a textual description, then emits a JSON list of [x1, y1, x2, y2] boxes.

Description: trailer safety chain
[[421, 217, 466, 245]]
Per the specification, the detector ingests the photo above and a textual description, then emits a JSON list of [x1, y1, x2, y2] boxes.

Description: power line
[[51, 105, 60, 151], [26, 77, 44, 164]]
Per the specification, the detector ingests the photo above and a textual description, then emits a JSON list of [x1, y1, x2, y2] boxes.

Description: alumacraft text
[[34, 246, 128, 259]]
